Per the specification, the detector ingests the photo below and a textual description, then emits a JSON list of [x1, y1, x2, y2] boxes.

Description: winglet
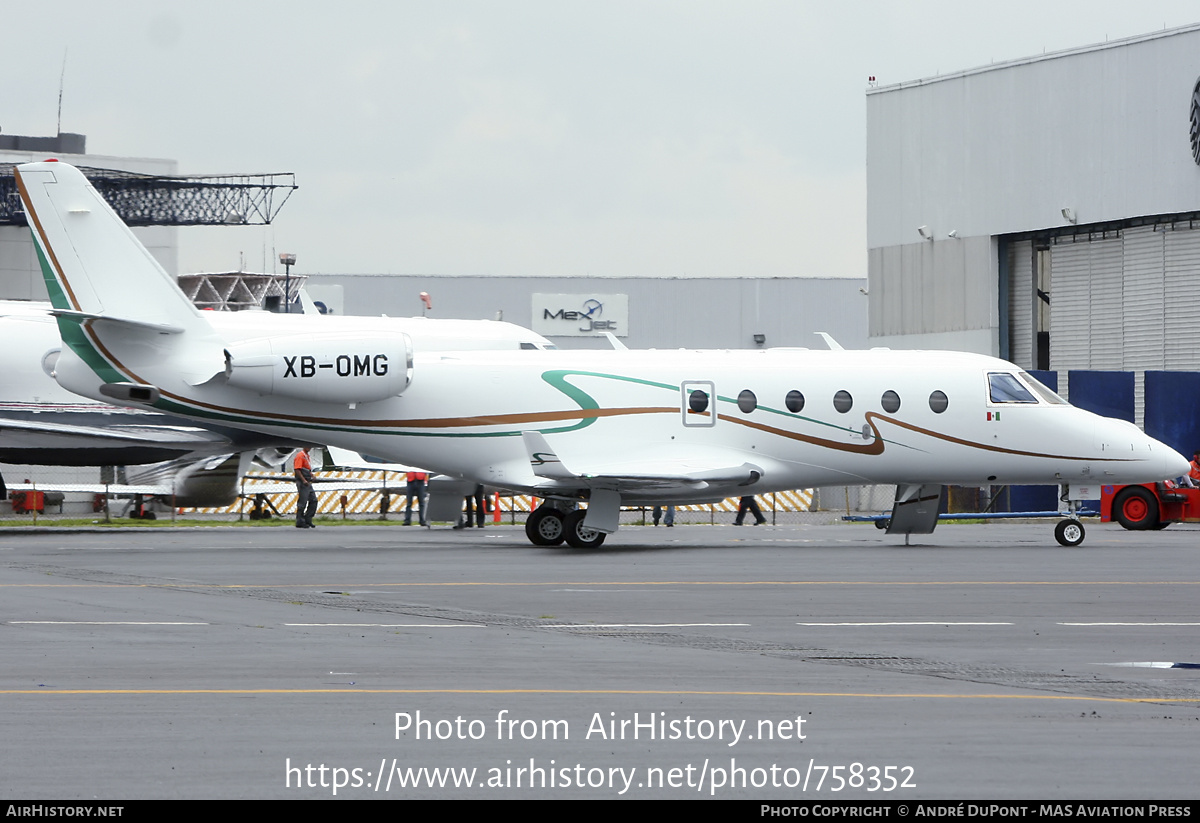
[[521, 431, 576, 480]]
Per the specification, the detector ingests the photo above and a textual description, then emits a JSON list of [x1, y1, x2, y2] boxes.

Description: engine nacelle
[[224, 332, 413, 405]]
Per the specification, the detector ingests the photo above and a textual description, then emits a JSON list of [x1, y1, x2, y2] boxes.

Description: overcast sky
[[9, 2, 1200, 278]]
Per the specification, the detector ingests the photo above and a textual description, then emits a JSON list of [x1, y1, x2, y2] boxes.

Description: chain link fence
[[0, 463, 912, 526]]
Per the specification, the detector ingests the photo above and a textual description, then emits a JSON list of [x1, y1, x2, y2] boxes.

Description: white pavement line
[[1105, 662, 1178, 668]]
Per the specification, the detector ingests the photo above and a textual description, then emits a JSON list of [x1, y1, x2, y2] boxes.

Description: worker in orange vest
[[1188, 451, 1200, 487], [404, 470, 428, 526], [293, 447, 317, 529]]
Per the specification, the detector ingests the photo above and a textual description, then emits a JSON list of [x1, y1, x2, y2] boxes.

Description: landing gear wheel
[[1054, 518, 1085, 547], [563, 509, 606, 549], [874, 518, 890, 530], [525, 507, 566, 546], [1112, 486, 1159, 530]]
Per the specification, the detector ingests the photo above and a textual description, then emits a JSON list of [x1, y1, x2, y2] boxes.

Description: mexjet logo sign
[[532, 293, 629, 337]]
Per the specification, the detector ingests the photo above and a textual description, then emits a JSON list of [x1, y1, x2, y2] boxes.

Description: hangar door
[[1045, 223, 1200, 373]]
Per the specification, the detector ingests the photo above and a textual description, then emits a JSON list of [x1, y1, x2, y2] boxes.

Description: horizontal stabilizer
[[50, 309, 185, 335]]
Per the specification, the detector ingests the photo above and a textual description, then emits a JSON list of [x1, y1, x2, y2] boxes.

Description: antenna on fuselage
[[815, 332, 844, 351], [602, 332, 628, 351]]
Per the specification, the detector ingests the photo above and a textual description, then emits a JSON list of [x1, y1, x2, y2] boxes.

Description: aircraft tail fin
[[16, 161, 223, 392], [15, 161, 207, 336]]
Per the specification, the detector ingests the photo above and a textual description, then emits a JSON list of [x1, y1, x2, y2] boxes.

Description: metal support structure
[[1, 164, 297, 226]]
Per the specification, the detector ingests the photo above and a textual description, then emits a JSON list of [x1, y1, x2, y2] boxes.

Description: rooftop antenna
[[56, 49, 67, 135]]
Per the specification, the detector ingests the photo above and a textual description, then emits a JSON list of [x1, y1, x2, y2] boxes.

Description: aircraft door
[[681, 381, 717, 427]]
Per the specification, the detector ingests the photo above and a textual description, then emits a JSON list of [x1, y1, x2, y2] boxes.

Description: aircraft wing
[[521, 431, 763, 494], [0, 417, 233, 465], [7, 482, 175, 495]]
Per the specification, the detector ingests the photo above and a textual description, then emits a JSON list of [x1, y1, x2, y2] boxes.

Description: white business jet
[[16, 160, 1189, 547]]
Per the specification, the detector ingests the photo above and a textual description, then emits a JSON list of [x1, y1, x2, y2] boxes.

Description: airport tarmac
[[1, 520, 1198, 800]]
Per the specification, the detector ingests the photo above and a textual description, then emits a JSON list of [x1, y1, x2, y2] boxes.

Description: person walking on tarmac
[[293, 447, 318, 528], [404, 470, 428, 526], [734, 495, 767, 526]]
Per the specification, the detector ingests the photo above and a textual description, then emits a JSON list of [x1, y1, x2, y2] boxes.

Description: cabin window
[[988, 372, 1038, 404], [785, 390, 805, 413], [833, 390, 853, 413], [929, 390, 949, 414], [680, 380, 717, 427], [737, 390, 757, 413], [881, 390, 901, 413]]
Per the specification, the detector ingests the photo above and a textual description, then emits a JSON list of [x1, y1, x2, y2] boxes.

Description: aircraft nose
[[1158, 443, 1191, 480]]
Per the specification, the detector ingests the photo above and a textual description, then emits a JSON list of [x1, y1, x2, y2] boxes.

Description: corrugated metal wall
[[1048, 224, 1200, 372], [1034, 222, 1200, 426], [1007, 239, 1033, 368]]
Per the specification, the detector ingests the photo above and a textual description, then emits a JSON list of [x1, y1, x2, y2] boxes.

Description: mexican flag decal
[[987, 411, 1001, 422]]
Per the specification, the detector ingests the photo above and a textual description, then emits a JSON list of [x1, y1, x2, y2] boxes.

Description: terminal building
[[867, 23, 1200, 456]]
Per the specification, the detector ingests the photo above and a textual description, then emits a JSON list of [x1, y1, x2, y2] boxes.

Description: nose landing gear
[[1054, 518, 1085, 547]]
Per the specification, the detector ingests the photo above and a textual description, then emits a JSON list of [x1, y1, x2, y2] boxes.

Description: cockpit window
[[1018, 372, 1066, 405], [988, 372, 1038, 404]]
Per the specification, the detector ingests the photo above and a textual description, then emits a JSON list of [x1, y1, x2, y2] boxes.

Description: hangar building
[[308, 273, 867, 352], [867, 22, 1200, 434]]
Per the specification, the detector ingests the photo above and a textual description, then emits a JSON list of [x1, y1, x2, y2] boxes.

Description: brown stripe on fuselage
[[861, 411, 1137, 462], [718, 413, 886, 455], [717, 410, 1138, 464]]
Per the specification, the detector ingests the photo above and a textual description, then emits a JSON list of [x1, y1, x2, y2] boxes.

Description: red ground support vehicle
[[10, 490, 44, 514], [1100, 482, 1200, 530]]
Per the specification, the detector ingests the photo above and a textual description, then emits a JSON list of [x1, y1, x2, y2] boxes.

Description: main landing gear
[[524, 505, 606, 549]]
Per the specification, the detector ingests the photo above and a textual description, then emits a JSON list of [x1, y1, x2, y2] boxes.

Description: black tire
[[525, 507, 566, 546], [563, 509, 606, 549], [1112, 486, 1159, 530], [874, 518, 890, 530], [1054, 518, 1085, 547]]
